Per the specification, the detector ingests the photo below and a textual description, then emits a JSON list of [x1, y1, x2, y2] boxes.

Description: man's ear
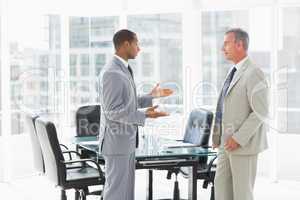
[[124, 41, 130, 48], [237, 40, 244, 50]]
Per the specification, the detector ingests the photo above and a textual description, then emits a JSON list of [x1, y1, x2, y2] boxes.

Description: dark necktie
[[128, 65, 134, 79], [215, 67, 237, 137], [128, 65, 139, 148]]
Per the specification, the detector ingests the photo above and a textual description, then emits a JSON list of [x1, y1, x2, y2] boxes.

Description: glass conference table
[[73, 135, 217, 200]]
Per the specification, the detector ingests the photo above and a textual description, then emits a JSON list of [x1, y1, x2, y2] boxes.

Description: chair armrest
[[62, 150, 82, 157], [62, 150, 82, 160], [60, 144, 69, 150], [176, 155, 217, 181], [60, 144, 70, 159], [62, 159, 104, 178]]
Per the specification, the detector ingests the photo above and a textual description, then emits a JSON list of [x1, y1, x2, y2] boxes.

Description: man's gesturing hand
[[145, 105, 169, 118], [149, 83, 173, 98]]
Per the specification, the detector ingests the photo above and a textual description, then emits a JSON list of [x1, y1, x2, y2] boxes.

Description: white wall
[[0, 134, 42, 181], [276, 134, 300, 181], [12, 135, 36, 179], [255, 133, 300, 181]]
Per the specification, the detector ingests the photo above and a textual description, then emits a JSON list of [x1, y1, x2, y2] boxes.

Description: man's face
[[126, 36, 140, 59], [222, 32, 241, 62]]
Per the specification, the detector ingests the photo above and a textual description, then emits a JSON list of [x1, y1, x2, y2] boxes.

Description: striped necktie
[[215, 67, 237, 140]]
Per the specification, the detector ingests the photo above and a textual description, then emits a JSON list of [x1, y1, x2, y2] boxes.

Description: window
[[200, 9, 272, 111], [91, 17, 119, 48], [141, 53, 153, 77], [70, 54, 77, 66], [80, 66, 89, 76], [95, 54, 106, 76], [278, 7, 300, 134], [9, 15, 62, 134], [69, 16, 118, 125], [80, 81, 90, 92], [11, 112, 23, 135], [39, 55, 49, 66], [2, 6, 283, 136], [10, 64, 20, 81], [70, 53, 78, 78], [40, 81, 48, 91], [80, 54, 89, 76], [70, 66, 76, 76], [80, 54, 89, 65], [70, 17, 89, 48], [128, 13, 183, 113]]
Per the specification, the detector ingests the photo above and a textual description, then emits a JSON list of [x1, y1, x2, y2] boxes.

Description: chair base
[[61, 190, 67, 200], [156, 177, 188, 200]]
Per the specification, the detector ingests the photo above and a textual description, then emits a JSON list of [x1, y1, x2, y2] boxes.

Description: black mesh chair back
[[183, 109, 215, 200], [25, 113, 45, 174], [184, 108, 213, 166], [163, 108, 215, 200], [76, 105, 100, 137], [183, 108, 213, 146]]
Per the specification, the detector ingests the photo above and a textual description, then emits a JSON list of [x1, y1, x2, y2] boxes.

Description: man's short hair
[[225, 28, 249, 51], [113, 29, 136, 50]]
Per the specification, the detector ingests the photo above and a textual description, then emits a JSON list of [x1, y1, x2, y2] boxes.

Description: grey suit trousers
[[214, 148, 258, 200], [103, 153, 135, 200]]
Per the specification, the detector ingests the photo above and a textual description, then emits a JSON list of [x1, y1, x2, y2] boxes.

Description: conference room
[[0, 0, 300, 199]]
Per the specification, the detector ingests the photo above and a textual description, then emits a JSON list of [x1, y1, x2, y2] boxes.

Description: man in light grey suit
[[212, 28, 269, 200], [99, 29, 173, 200]]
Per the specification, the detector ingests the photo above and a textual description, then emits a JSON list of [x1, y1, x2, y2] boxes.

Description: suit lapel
[[226, 59, 250, 96], [112, 57, 136, 90]]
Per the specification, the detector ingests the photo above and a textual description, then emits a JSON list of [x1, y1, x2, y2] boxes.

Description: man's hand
[[149, 83, 173, 98], [224, 137, 240, 151], [145, 105, 169, 118]]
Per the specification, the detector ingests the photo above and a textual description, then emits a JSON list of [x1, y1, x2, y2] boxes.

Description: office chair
[[162, 108, 216, 200], [75, 105, 101, 161], [25, 113, 45, 174], [35, 118, 105, 200], [25, 113, 80, 170], [76, 105, 100, 137]]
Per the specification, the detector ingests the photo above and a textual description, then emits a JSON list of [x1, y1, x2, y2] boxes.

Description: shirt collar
[[234, 55, 249, 71], [114, 54, 129, 68]]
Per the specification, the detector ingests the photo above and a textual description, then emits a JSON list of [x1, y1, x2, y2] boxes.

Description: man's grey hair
[[225, 28, 249, 51]]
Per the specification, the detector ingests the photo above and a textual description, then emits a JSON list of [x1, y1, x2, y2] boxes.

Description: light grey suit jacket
[[212, 58, 269, 155], [98, 57, 153, 156]]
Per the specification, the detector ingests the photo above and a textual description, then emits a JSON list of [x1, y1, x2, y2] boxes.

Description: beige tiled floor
[[1, 171, 300, 200]]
